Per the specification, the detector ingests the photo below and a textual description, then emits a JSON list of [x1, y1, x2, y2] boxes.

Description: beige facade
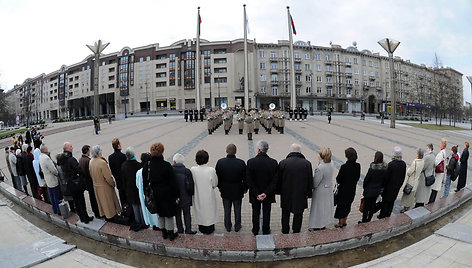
[[5, 38, 463, 124]]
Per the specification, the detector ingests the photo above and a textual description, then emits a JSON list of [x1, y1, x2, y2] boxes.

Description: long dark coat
[[363, 162, 388, 198], [216, 155, 247, 200], [173, 163, 194, 207], [16, 152, 26, 176], [108, 149, 127, 201], [143, 156, 178, 217], [121, 159, 142, 205], [381, 159, 406, 202], [246, 152, 278, 204], [336, 160, 361, 205], [458, 148, 469, 189], [25, 153, 38, 189], [277, 152, 313, 214], [79, 155, 94, 192]]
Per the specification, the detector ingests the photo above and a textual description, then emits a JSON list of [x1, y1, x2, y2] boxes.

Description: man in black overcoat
[[277, 144, 313, 234], [172, 153, 196, 234], [456, 142, 469, 192], [379, 146, 406, 219], [246, 140, 278, 235], [216, 144, 247, 232], [108, 138, 127, 206], [121, 147, 144, 230]]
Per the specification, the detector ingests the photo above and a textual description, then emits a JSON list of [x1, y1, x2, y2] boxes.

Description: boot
[[280, 128, 284, 134], [225, 130, 229, 135], [239, 129, 243, 135], [268, 129, 272, 134], [162, 228, 168, 240], [208, 130, 212, 135], [168, 230, 179, 241], [248, 133, 252, 140], [255, 129, 259, 134]]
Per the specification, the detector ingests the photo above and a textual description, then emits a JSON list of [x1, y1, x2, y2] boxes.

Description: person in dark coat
[[58, 142, 93, 223], [379, 146, 407, 219], [25, 129, 32, 146], [277, 144, 313, 234], [361, 151, 388, 223], [25, 145, 41, 199], [216, 144, 247, 233], [456, 142, 469, 192], [121, 147, 145, 230], [246, 140, 278, 235], [108, 138, 127, 207], [189, 109, 193, 122], [142, 142, 179, 241], [200, 108, 205, 122], [194, 109, 199, 122], [79, 145, 100, 218], [443, 146, 459, 198], [184, 110, 189, 122], [335, 147, 361, 228], [17, 145, 29, 194], [172, 153, 196, 234]]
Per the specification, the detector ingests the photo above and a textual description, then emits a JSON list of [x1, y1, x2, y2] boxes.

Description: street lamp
[[378, 38, 400, 128], [209, 71, 212, 111], [86, 40, 109, 124], [217, 75, 221, 107], [467, 76, 472, 129], [310, 72, 314, 115]]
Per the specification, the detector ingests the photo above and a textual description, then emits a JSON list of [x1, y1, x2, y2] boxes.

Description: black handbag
[[333, 183, 339, 206], [423, 170, 435, 187], [144, 163, 158, 214], [403, 183, 413, 194]]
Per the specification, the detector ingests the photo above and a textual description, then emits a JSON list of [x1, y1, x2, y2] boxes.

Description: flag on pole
[[198, 14, 202, 36], [290, 15, 296, 35], [246, 13, 250, 34]]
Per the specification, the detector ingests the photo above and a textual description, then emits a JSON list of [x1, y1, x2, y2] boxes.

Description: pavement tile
[[435, 223, 472, 244], [256, 235, 275, 251]]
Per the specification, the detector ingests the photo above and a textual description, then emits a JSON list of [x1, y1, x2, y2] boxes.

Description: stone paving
[[1, 115, 471, 237]]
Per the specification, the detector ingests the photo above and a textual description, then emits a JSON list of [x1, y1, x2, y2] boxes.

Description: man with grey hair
[[121, 146, 145, 230], [79, 145, 100, 218], [246, 140, 278, 235], [379, 146, 406, 219], [172, 153, 196, 234], [216, 144, 247, 232], [278, 144, 313, 234], [39, 144, 61, 215]]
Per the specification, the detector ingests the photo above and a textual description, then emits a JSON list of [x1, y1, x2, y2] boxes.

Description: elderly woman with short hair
[[142, 142, 179, 241], [430, 138, 447, 203], [401, 148, 425, 212], [191, 150, 218, 235], [89, 145, 121, 222]]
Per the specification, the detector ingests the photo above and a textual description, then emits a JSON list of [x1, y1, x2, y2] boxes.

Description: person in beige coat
[[401, 148, 425, 212], [89, 145, 121, 221], [430, 138, 447, 204]]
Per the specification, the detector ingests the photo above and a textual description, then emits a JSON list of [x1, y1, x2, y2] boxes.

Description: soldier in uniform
[[189, 109, 193, 122], [207, 113, 213, 134], [200, 107, 205, 122], [303, 108, 308, 120], [294, 108, 299, 121], [254, 112, 260, 134], [266, 112, 274, 134], [223, 111, 232, 135], [244, 113, 254, 140], [194, 109, 199, 122], [184, 110, 189, 122], [237, 111, 245, 135], [279, 111, 286, 134], [289, 109, 294, 121]]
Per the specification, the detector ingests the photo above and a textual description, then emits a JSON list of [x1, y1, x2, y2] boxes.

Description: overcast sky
[[1, 0, 471, 102]]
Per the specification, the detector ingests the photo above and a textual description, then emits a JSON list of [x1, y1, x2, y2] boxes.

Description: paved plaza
[[1, 115, 471, 236]]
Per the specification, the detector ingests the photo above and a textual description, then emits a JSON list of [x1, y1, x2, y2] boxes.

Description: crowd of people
[[3, 135, 469, 240]]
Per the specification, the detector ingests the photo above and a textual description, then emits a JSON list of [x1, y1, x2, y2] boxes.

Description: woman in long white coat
[[309, 147, 335, 230], [401, 149, 424, 212], [430, 138, 447, 203], [191, 150, 218, 235]]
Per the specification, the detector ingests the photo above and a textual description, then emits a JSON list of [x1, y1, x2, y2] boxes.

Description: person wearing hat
[[379, 146, 406, 219]]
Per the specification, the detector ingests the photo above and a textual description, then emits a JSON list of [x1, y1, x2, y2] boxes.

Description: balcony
[[325, 60, 332, 65], [345, 62, 351, 66], [363, 85, 370, 91], [294, 57, 302, 62], [295, 69, 302, 73], [271, 80, 279, 85], [346, 84, 353, 88], [326, 82, 333, 87], [345, 72, 352, 77], [270, 57, 278, 62], [376, 86, 382, 91], [369, 75, 376, 80], [325, 71, 333, 76]]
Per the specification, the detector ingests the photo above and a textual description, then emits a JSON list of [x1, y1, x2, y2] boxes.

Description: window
[[317, 65, 322, 71], [109, 67, 115, 72], [270, 51, 277, 58], [214, 77, 227, 83], [376, 81, 380, 87], [386, 72, 389, 78], [296, 75, 301, 82], [146, 56, 151, 61], [370, 71, 374, 76], [139, 57, 143, 62], [355, 79, 359, 85], [363, 70, 367, 76], [316, 76, 322, 83], [214, 58, 227, 64], [347, 88, 351, 95], [370, 81, 374, 86], [305, 53, 310, 59], [260, 62, 266, 70], [327, 77, 332, 83], [362, 60, 366, 66], [315, 54, 321, 60], [156, 72, 166, 78], [203, 50, 211, 57], [214, 67, 227, 73], [272, 87, 278, 96], [145, 65, 150, 70], [156, 63, 166, 69], [305, 64, 310, 71], [354, 69, 359, 75], [345, 57, 350, 63], [374, 61, 379, 68], [294, 52, 300, 59], [260, 74, 266, 81], [325, 54, 331, 61], [260, 86, 266, 93], [306, 86, 311, 93], [214, 49, 226, 54], [327, 88, 332, 96], [259, 50, 265, 58], [317, 87, 322, 94], [156, 54, 166, 60], [170, 54, 176, 60], [271, 74, 278, 81], [271, 62, 277, 70], [295, 63, 301, 70], [326, 65, 331, 72], [375, 71, 379, 78], [353, 58, 358, 64], [368, 61, 373, 67], [156, 81, 167, 87], [108, 75, 115, 80], [364, 81, 368, 86], [306, 75, 312, 82], [346, 67, 351, 73], [385, 62, 389, 68]]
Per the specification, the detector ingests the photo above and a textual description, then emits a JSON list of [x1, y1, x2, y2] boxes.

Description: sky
[[1, 0, 471, 102]]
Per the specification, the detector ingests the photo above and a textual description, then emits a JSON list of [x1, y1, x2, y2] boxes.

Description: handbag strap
[[147, 161, 151, 187]]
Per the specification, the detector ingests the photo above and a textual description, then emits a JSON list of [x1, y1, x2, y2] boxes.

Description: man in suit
[[246, 140, 278, 235], [216, 144, 247, 232]]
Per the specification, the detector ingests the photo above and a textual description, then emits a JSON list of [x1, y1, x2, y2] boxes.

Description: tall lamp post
[[467, 76, 472, 129], [86, 40, 109, 124], [378, 38, 400, 128], [209, 71, 212, 111], [310, 71, 314, 115]]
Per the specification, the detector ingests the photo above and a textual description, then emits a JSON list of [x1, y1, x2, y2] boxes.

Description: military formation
[[184, 106, 314, 140]]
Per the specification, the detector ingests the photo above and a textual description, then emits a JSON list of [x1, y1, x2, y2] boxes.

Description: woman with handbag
[[415, 144, 435, 207], [334, 147, 360, 228], [429, 138, 447, 204], [360, 151, 387, 223], [400, 149, 424, 212], [443, 146, 459, 198], [136, 153, 160, 231]]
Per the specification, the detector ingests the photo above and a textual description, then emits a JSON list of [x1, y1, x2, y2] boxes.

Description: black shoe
[[226, 228, 231, 232], [168, 230, 178, 241], [162, 229, 168, 239], [234, 227, 241, 232], [152, 226, 161, 231], [185, 230, 197, 235], [177, 229, 184, 234]]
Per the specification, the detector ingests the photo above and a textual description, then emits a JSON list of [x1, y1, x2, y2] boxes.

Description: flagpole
[[287, 6, 296, 110], [243, 4, 249, 111], [196, 7, 201, 109]]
